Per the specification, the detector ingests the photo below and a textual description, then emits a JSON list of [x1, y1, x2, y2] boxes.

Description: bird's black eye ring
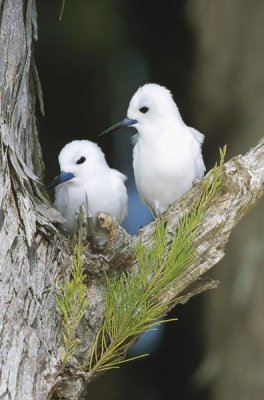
[[76, 156, 86, 165], [139, 106, 149, 114]]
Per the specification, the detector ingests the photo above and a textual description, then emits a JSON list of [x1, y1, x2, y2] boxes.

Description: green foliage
[[88, 147, 226, 375], [88, 271, 175, 373], [57, 240, 89, 368]]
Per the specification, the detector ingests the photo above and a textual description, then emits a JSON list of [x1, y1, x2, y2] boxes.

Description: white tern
[[100, 83, 205, 216], [48, 140, 128, 233]]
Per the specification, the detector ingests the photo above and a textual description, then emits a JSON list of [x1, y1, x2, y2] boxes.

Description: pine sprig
[[57, 240, 89, 368], [88, 272, 173, 373], [88, 147, 226, 375]]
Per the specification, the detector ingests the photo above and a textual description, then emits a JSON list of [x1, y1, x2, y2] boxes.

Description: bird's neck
[[137, 117, 185, 144]]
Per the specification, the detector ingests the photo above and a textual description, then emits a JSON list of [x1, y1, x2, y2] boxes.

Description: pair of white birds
[[49, 83, 205, 234]]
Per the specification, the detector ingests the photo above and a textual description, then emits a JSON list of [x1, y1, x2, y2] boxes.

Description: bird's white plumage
[[53, 140, 128, 234], [127, 83, 205, 216]]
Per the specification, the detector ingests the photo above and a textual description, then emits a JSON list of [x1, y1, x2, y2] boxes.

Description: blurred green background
[[37, 1, 264, 399]]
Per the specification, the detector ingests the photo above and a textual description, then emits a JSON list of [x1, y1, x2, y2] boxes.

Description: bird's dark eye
[[76, 156, 86, 165], [139, 106, 149, 114]]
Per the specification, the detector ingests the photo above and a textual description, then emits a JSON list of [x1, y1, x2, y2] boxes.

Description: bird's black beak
[[47, 171, 75, 189], [99, 117, 137, 136]]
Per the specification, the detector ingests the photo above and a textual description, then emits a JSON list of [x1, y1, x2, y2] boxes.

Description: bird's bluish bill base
[[47, 171, 75, 189]]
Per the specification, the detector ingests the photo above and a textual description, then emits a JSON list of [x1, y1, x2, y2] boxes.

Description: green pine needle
[[88, 147, 226, 375], [57, 240, 89, 368], [59, 0, 66, 21]]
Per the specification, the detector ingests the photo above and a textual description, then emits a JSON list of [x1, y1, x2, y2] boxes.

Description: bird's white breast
[[133, 126, 204, 216], [54, 168, 127, 234]]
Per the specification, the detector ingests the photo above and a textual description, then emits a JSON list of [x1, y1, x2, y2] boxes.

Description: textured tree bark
[[0, 1, 65, 399], [0, 2, 264, 400]]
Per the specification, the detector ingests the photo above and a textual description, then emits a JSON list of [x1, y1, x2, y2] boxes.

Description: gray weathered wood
[[0, 1, 264, 399]]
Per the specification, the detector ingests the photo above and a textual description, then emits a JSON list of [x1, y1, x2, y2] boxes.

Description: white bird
[[100, 83, 205, 217], [48, 140, 128, 234]]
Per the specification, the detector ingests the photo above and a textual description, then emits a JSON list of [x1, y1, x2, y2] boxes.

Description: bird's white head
[[99, 83, 182, 138], [48, 140, 106, 188], [127, 83, 180, 130]]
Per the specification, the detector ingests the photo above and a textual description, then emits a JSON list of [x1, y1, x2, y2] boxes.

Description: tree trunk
[[0, 2, 263, 400], [0, 1, 64, 398]]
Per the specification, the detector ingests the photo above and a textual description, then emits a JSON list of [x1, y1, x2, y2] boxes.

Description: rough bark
[[0, 2, 264, 400], [0, 1, 65, 399]]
